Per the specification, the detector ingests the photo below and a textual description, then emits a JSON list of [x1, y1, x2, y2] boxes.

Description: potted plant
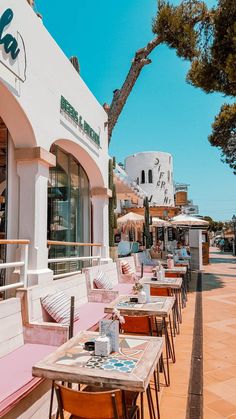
[[132, 279, 146, 304]]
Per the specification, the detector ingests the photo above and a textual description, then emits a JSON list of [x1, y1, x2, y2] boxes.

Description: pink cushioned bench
[[83, 261, 134, 303], [0, 298, 58, 417], [0, 343, 55, 416]]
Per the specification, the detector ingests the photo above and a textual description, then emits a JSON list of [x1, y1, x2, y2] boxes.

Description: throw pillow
[[41, 291, 79, 325], [121, 261, 134, 275], [93, 271, 113, 290]]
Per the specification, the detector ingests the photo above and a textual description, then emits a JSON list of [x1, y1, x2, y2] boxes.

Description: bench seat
[[113, 282, 133, 294], [0, 343, 55, 410], [74, 302, 107, 333]]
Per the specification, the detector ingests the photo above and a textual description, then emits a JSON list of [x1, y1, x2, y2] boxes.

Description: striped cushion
[[93, 272, 113, 290], [40, 291, 80, 325], [121, 261, 134, 275]]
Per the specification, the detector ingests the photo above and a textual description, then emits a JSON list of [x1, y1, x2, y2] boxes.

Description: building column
[[15, 147, 56, 285], [189, 229, 203, 271], [91, 187, 112, 259]]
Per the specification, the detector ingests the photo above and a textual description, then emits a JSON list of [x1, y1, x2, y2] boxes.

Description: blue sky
[[36, 0, 235, 221]]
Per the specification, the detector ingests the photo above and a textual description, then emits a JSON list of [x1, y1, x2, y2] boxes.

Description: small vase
[[138, 290, 146, 304], [167, 258, 174, 269], [95, 334, 111, 357]]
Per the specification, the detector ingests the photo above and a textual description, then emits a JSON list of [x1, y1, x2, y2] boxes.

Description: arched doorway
[[48, 144, 91, 275]]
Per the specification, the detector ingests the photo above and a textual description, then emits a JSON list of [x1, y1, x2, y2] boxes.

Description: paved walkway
[[159, 248, 236, 419]]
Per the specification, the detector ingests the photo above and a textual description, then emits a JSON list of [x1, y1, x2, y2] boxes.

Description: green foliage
[[202, 216, 224, 232], [143, 197, 152, 249], [209, 103, 236, 173], [153, 0, 208, 60], [153, 0, 236, 172]]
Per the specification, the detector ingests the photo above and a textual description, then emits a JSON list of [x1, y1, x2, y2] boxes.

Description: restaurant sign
[[60, 96, 100, 147], [0, 8, 26, 82]]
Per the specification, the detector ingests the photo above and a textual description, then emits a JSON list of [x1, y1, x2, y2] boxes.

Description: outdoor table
[[147, 266, 188, 307], [32, 330, 164, 419], [104, 295, 176, 386], [104, 294, 175, 318], [140, 276, 183, 333]]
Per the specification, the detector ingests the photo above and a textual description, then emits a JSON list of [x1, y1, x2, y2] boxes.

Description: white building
[[125, 152, 175, 207], [0, 0, 110, 287]]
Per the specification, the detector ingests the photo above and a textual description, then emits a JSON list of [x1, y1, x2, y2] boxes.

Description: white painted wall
[[0, 0, 110, 279], [125, 152, 175, 207], [0, 0, 108, 186]]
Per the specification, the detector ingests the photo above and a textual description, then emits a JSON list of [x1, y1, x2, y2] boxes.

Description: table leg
[[153, 369, 161, 419], [168, 315, 176, 363], [163, 318, 170, 386], [147, 384, 156, 419], [140, 392, 144, 419], [49, 381, 54, 419], [173, 292, 180, 334]]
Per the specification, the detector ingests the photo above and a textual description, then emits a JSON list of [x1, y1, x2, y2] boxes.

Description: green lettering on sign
[[60, 95, 100, 146]]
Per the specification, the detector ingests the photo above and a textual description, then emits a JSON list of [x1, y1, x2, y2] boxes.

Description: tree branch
[[104, 36, 161, 144]]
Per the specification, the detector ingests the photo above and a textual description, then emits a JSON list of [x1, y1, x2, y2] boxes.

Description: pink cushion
[[113, 283, 133, 294], [120, 261, 134, 275], [93, 272, 113, 290], [74, 302, 107, 333], [41, 291, 80, 325], [0, 343, 55, 404]]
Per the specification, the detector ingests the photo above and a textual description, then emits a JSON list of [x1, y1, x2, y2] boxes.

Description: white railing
[[0, 240, 29, 292], [47, 241, 104, 279]]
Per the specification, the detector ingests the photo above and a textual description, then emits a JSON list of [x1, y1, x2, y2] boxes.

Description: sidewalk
[[203, 249, 236, 418], [159, 247, 236, 419]]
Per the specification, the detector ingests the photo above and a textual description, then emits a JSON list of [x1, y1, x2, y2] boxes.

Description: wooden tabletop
[[104, 295, 175, 317], [140, 276, 183, 289], [32, 331, 164, 392]]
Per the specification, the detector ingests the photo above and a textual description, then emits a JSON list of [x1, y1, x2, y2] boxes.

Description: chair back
[[121, 315, 153, 336], [55, 384, 125, 419], [165, 272, 181, 278], [118, 241, 132, 256], [150, 287, 171, 297]]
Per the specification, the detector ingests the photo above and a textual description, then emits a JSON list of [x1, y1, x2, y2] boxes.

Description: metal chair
[[55, 383, 139, 419], [121, 315, 165, 418]]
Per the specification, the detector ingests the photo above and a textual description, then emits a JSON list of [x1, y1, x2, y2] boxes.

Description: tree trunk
[[105, 36, 161, 144]]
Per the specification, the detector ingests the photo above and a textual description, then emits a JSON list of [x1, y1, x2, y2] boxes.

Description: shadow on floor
[[188, 272, 225, 293], [202, 273, 225, 291], [209, 251, 236, 265]]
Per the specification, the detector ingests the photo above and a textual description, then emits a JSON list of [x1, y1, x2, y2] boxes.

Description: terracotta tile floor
[[64, 248, 236, 418], [158, 248, 236, 419]]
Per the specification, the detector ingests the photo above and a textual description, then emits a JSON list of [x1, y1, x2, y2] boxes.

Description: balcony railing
[[47, 241, 105, 279], [0, 240, 29, 292]]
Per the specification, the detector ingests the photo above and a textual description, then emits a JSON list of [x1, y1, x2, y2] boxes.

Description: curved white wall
[[0, 0, 108, 189], [125, 152, 175, 207]]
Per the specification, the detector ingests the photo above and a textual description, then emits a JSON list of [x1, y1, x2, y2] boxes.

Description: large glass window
[[48, 145, 91, 275]]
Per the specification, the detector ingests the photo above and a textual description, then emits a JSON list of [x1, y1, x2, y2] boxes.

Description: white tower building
[[125, 152, 175, 207]]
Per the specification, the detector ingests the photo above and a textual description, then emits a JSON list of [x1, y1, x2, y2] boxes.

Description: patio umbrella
[[151, 217, 171, 227], [117, 212, 144, 226], [171, 214, 209, 227]]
